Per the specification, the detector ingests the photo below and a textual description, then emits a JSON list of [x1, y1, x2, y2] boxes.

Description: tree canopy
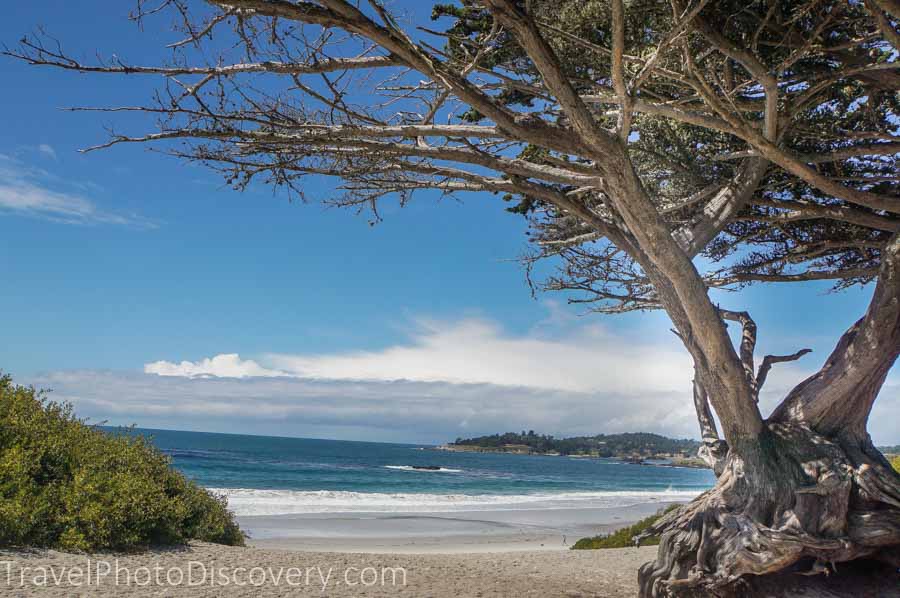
[[9, 0, 897, 306]]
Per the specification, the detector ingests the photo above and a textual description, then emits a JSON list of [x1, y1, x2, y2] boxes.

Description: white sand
[[1, 542, 657, 597], [239, 501, 676, 553], [0, 504, 678, 596]]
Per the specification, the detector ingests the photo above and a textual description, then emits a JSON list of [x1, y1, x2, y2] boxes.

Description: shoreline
[[237, 501, 681, 553], [213, 487, 707, 517]]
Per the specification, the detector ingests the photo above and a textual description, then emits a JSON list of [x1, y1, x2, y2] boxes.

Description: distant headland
[[437, 431, 710, 469]]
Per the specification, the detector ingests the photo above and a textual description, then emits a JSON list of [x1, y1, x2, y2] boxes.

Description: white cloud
[[147, 316, 692, 394], [92, 315, 701, 441], [37, 144, 57, 160], [0, 154, 151, 226], [28, 368, 900, 446], [145, 353, 286, 378], [26, 312, 896, 445], [30, 370, 702, 444]]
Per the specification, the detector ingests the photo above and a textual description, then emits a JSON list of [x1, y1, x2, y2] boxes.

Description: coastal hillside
[[449, 431, 700, 458]]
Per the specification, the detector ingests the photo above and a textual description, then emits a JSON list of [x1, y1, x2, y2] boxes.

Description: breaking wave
[[209, 487, 702, 516], [383, 465, 463, 473]]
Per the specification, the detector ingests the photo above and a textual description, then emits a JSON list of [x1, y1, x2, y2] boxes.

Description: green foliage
[[890, 455, 900, 474], [0, 374, 244, 551], [453, 430, 700, 457], [434, 0, 897, 296], [571, 505, 679, 550]]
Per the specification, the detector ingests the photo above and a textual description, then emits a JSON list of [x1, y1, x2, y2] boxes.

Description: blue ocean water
[[115, 428, 715, 516]]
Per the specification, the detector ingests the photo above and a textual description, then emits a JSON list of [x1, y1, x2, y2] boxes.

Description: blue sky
[[1, 2, 896, 445]]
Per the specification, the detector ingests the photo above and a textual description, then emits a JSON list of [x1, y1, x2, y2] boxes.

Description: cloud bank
[[146, 317, 691, 393], [32, 314, 898, 445], [145, 353, 286, 378], [34, 370, 702, 445]]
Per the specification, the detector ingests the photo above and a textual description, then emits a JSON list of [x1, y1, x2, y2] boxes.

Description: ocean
[[119, 428, 716, 517]]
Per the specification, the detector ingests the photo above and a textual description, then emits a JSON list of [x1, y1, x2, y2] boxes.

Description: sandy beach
[[1, 542, 656, 597], [5, 503, 900, 597], [0, 505, 670, 597], [239, 501, 676, 553]]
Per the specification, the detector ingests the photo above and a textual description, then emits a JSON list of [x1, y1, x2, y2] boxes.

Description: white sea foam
[[384, 465, 463, 473], [209, 487, 703, 516]]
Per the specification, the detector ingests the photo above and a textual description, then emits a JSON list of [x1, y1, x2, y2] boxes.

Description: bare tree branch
[[755, 348, 813, 392]]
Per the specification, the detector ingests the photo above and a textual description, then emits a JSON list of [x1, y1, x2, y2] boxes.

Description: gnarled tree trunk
[[639, 424, 900, 596], [638, 235, 900, 596]]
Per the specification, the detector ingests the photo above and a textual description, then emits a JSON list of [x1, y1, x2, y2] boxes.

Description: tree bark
[[691, 373, 728, 477], [770, 235, 900, 446], [638, 423, 900, 596], [638, 234, 900, 596], [596, 151, 765, 451]]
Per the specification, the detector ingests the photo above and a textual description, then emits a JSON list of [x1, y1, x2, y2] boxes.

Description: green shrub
[[571, 504, 679, 550], [0, 374, 244, 551], [890, 454, 900, 473]]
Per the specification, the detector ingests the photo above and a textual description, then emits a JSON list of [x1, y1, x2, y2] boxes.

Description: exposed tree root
[[733, 557, 900, 597], [637, 423, 900, 597]]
